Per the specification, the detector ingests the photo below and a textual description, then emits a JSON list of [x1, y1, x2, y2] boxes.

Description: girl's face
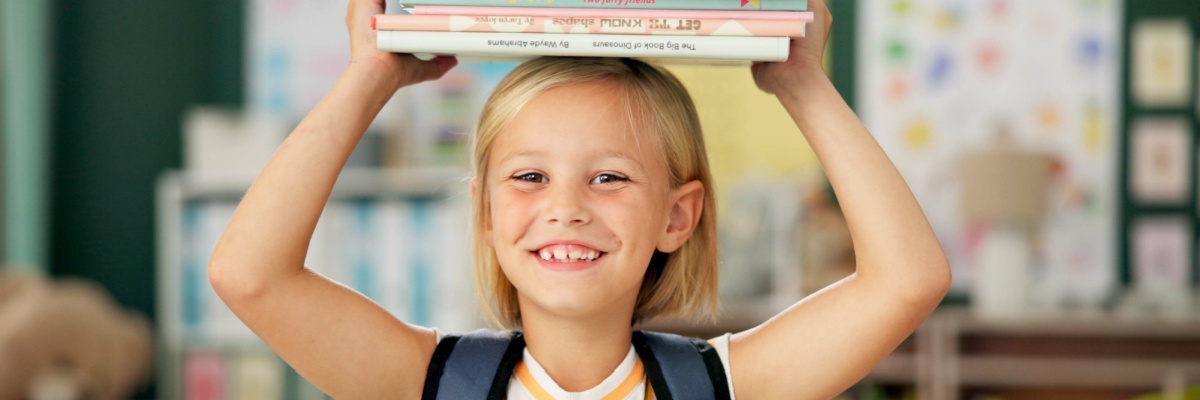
[[482, 82, 690, 322]]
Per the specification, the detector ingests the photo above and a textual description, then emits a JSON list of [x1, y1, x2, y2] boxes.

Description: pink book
[[184, 352, 226, 400], [373, 14, 806, 37], [409, 5, 812, 20]]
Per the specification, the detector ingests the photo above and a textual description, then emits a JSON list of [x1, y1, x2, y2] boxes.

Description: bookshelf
[[155, 167, 483, 399]]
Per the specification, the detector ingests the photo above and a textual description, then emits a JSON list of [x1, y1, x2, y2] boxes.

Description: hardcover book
[[400, 0, 808, 11], [377, 30, 791, 62], [374, 14, 808, 37], [408, 5, 811, 20]]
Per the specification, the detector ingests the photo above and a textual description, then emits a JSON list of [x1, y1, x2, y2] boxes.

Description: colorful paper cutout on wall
[[926, 49, 954, 90], [904, 117, 934, 151], [1129, 117, 1191, 204], [1131, 19, 1193, 108], [1082, 103, 1104, 153], [976, 41, 1001, 73], [1036, 102, 1061, 134], [1078, 34, 1104, 67], [887, 38, 910, 65]]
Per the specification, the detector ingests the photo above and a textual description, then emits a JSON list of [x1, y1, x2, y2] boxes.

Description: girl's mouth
[[534, 244, 603, 262], [530, 244, 607, 271]]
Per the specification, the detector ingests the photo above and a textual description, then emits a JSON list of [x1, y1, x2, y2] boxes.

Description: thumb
[[750, 62, 775, 94], [414, 56, 459, 83]]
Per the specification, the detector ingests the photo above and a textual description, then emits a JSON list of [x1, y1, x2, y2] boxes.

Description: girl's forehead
[[490, 83, 663, 168]]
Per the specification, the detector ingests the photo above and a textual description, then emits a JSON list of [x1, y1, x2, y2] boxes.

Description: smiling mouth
[[530, 247, 607, 263]]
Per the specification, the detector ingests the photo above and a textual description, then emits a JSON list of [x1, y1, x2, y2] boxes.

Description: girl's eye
[[591, 173, 629, 185], [514, 173, 548, 184]]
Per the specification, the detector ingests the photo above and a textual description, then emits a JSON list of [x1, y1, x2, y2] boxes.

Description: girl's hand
[[346, 0, 457, 89], [750, 0, 832, 95]]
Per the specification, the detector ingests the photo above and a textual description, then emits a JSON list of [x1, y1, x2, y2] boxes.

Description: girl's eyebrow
[[497, 150, 545, 166], [497, 149, 646, 171]]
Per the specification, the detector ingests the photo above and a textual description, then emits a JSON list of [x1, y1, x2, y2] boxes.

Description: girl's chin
[[518, 291, 622, 320]]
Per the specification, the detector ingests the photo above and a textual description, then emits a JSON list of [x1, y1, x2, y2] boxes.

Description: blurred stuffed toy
[[0, 273, 152, 400]]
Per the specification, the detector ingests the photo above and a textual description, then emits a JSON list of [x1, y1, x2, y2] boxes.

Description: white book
[[181, 203, 208, 338], [433, 195, 480, 332], [306, 207, 337, 282], [232, 353, 283, 400], [200, 203, 247, 342], [408, 200, 436, 326], [327, 201, 380, 300], [377, 31, 789, 62], [377, 201, 412, 320]]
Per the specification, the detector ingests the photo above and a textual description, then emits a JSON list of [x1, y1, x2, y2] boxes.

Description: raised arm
[[730, 1, 952, 398], [206, 1, 457, 397]]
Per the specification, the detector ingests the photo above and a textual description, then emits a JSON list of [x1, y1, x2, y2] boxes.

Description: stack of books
[[374, 0, 812, 64]]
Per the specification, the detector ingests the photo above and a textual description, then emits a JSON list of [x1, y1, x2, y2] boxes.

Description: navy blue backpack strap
[[632, 331, 731, 400], [422, 329, 525, 400]]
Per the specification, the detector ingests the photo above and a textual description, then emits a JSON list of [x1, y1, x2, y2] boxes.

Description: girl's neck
[[520, 309, 635, 392]]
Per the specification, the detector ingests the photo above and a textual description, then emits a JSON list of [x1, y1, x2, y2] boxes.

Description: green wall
[[1118, 0, 1200, 287], [0, 0, 7, 264], [4, 0, 51, 272], [49, 0, 242, 345]]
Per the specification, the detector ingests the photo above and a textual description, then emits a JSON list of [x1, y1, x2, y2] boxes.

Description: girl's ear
[[472, 178, 495, 246], [657, 180, 705, 253]]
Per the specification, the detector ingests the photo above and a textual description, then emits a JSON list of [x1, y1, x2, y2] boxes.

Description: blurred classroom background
[[3, 0, 1200, 399]]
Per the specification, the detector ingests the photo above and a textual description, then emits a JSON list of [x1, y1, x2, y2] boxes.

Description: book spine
[[409, 200, 433, 326], [409, 5, 811, 20], [233, 353, 284, 400], [377, 31, 790, 61], [375, 14, 806, 37], [184, 351, 227, 400], [403, 0, 808, 11], [378, 201, 410, 319], [181, 204, 204, 338]]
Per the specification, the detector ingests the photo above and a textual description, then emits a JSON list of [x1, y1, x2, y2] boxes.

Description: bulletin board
[[1119, 1, 1200, 295], [855, 0, 1124, 305]]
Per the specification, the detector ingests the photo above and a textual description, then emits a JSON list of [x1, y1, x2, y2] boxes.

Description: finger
[[817, 1, 832, 37], [348, 0, 386, 25], [356, 0, 386, 13]]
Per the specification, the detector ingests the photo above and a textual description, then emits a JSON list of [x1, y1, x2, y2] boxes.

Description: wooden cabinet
[[645, 306, 1200, 399]]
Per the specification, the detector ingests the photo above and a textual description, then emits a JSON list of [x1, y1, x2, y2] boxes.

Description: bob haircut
[[471, 57, 718, 328]]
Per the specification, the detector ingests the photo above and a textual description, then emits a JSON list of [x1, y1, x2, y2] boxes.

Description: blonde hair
[[471, 57, 718, 328]]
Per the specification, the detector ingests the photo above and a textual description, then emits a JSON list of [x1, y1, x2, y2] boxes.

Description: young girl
[[208, 0, 952, 398]]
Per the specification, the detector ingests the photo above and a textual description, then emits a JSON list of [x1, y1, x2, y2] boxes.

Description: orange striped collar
[[513, 346, 655, 399]]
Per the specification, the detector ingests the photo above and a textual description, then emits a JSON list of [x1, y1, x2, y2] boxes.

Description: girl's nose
[[543, 184, 591, 226]]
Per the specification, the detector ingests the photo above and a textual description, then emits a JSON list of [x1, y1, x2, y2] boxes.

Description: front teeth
[[538, 248, 601, 262]]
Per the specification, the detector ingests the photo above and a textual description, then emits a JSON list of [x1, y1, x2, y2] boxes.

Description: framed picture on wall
[[1128, 216, 1193, 313], [1129, 117, 1192, 204], [1131, 19, 1193, 108]]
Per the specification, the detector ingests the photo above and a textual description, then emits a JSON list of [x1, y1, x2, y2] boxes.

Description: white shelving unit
[[155, 167, 477, 399]]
